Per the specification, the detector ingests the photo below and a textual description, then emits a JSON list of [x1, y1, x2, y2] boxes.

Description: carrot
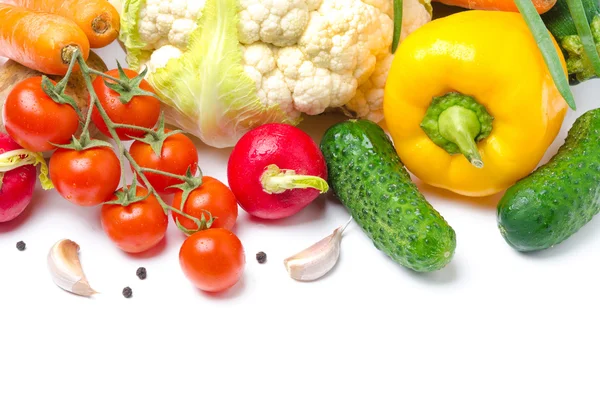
[[1, 0, 120, 48], [432, 0, 557, 14], [0, 5, 90, 75]]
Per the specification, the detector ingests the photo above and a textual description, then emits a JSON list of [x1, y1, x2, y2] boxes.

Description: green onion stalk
[[515, 0, 600, 108]]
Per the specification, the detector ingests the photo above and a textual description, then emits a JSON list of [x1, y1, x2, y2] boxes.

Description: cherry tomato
[[179, 228, 245, 292], [129, 132, 198, 194], [2, 76, 79, 152], [172, 176, 238, 231], [49, 147, 121, 207], [101, 186, 168, 253], [91, 68, 160, 141]]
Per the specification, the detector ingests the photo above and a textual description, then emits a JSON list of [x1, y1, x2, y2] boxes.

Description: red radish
[[227, 123, 328, 220], [0, 134, 37, 222]]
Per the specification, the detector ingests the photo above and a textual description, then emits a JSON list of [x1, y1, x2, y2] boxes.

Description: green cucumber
[[497, 109, 600, 252], [320, 119, 456, 272], [542, 0, 600, 83]]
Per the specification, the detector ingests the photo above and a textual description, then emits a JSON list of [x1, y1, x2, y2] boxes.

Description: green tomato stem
[[54, 53, 80, 94], [82, 101, 94, 131], [139, 167, 190, 181], [73, 52, 205, 229], [123, 151, 201, 227], [87, 68, 122, 82], [75, 54, 129, 188], [260, 164, 329, 194], [112, 123, 161, 136]]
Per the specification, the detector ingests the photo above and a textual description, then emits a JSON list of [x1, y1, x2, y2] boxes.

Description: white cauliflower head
[[118, 0, 431, 147]]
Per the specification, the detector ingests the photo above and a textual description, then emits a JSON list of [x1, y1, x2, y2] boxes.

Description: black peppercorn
[[122, 287, 133, 298], [16, 241, 26, 251], [256, 251, 267, 264], [136, 267, 147, 280]]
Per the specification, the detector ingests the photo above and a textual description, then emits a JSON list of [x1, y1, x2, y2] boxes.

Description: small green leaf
[[175, 218, 201, 236], [174, 209, 214, 236], [40, 75, 83, 118], [116, 61, 129, 81], [169, 166, 203, 206], [51, 129, 114, 151]]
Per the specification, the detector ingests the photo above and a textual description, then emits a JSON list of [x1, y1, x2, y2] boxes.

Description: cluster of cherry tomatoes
[[2, 67, 245, 293]]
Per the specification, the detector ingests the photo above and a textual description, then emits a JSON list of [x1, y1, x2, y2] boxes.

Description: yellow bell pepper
[[383, 10, 568, 197]]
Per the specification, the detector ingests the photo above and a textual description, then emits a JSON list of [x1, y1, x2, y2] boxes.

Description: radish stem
[[260, 164, 329, 194]]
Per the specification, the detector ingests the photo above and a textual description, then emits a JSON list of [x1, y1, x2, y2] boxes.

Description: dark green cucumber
[[542, 0, 600, 83], [320, 120, 456, 272], [498, 109, 600, 252]]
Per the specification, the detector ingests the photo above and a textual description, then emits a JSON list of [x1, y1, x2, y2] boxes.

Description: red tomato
[[91, 68, 160, 141], [2, 76, 79, 152], [129, 132, 198, 194], [179, 228, 245, 292], [49, 147, 121, 207], [101, 186, 168, 253], [172, 176, 238, 231]]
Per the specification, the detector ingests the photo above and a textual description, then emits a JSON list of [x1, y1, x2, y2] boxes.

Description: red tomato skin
[[2, 76, 79, 152], [91, 69, 161, 141], [227, 124, 327, 220], [101, 186, 168, 253], [0, 135, 36, 222], [49, 147, 121, 207], [171, 176, 238, 231], [179, 228, 245, 292], [129, 133, 198, 194]]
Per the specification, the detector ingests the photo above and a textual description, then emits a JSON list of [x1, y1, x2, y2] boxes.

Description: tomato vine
[[55, 51, 213, 233]]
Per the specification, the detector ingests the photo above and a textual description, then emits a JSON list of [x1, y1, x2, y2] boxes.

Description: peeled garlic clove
[[48, 239, 97, 297], [284, 218, 352, 281]]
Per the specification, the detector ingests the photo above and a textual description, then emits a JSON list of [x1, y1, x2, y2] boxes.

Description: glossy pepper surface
[[383, 11, 568, 197]]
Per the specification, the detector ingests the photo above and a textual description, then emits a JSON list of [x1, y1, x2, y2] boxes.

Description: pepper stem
[[420, 92, 494, 169], [260, 165, 329, 194], [437, 106, 484, 168]]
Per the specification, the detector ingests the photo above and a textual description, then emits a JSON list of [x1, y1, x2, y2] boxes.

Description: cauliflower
[[118, 0, 431, 147]]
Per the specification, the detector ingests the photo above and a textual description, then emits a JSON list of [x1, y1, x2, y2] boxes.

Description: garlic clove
[[284, 217, 352, 282], [48, 239, 97, 297]]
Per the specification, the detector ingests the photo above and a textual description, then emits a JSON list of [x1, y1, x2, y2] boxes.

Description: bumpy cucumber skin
[[498, 109, 600, 252], [320, 120, 456, 272]]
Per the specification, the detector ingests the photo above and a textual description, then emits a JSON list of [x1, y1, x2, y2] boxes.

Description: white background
[[1, 42, 600, 397]]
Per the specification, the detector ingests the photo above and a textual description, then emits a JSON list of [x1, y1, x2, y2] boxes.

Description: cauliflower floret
[[146, 45, 183, 73], [347, 53, 393, 121], [242, 44, 299, 118], [138, 0, 205, 50], [238, 0, 322, 47], [122, 0, 431, 146], [241, 0, 393, 117], [400, 0, 431, 41]]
